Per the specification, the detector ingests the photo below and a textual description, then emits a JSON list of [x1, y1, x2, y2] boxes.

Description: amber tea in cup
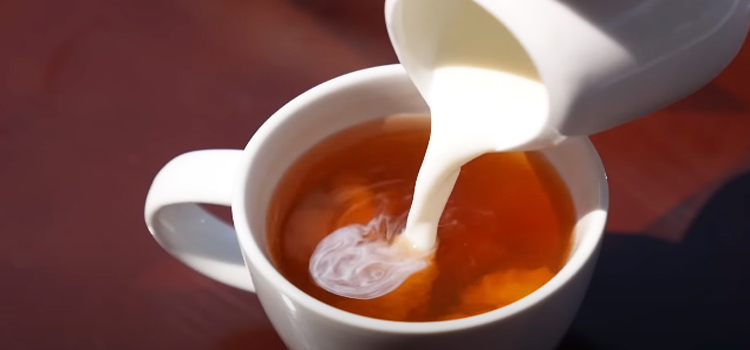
[[267, 115, 575, 322]]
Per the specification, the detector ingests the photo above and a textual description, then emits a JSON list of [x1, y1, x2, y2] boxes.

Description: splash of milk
[[310, 215, 430, 299]]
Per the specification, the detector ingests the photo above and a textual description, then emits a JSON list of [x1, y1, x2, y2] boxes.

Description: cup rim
[[231, 64, 609, 334]]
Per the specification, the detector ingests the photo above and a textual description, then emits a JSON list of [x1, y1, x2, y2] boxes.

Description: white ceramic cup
[[144, 64, 609, 350]]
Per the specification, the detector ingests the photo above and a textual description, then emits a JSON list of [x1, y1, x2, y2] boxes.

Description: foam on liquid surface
[[310, 215, 431, 299]]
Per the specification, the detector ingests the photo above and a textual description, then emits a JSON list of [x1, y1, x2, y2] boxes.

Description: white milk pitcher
[[386, 0, 750, 150]]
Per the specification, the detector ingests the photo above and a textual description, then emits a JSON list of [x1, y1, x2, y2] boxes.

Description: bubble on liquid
[[309, 216, 431, 300]]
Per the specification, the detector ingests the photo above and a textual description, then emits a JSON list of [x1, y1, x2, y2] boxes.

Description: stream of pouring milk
[[400, 67, 548, 252], [309, 0, 549, 299]]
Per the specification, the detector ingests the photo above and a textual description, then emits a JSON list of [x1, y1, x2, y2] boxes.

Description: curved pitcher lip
[[383, 0, 571, 150], [230, 64, 610, 334]]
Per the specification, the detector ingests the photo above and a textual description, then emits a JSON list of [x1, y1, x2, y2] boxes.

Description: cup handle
[[144, 149, 255, 292]]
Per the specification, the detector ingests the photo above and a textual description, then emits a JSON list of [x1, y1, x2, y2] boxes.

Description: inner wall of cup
[[542, 140, 607, 258], [243, 66, 604, 265]]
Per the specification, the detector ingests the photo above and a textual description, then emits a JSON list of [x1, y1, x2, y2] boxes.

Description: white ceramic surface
[[145, 64, 609, 350], [386, 0, 750, 150]]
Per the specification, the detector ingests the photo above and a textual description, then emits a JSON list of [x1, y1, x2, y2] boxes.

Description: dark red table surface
[[2, 0, 749, 349]]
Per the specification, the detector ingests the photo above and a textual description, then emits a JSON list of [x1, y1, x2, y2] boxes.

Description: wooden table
[[1, 0, 748, 348]]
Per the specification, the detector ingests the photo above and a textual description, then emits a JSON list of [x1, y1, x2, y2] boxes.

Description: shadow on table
[[559, 172, 750, 349]]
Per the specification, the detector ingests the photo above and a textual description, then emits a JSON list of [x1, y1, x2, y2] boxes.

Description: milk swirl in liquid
[[310, 0, 549, 299]]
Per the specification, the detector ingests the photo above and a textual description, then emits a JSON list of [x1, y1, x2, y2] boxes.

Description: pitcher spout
[[386, 0, 750, 149]]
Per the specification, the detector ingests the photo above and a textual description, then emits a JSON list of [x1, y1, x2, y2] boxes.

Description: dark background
[[1, 0, 749, 348]]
